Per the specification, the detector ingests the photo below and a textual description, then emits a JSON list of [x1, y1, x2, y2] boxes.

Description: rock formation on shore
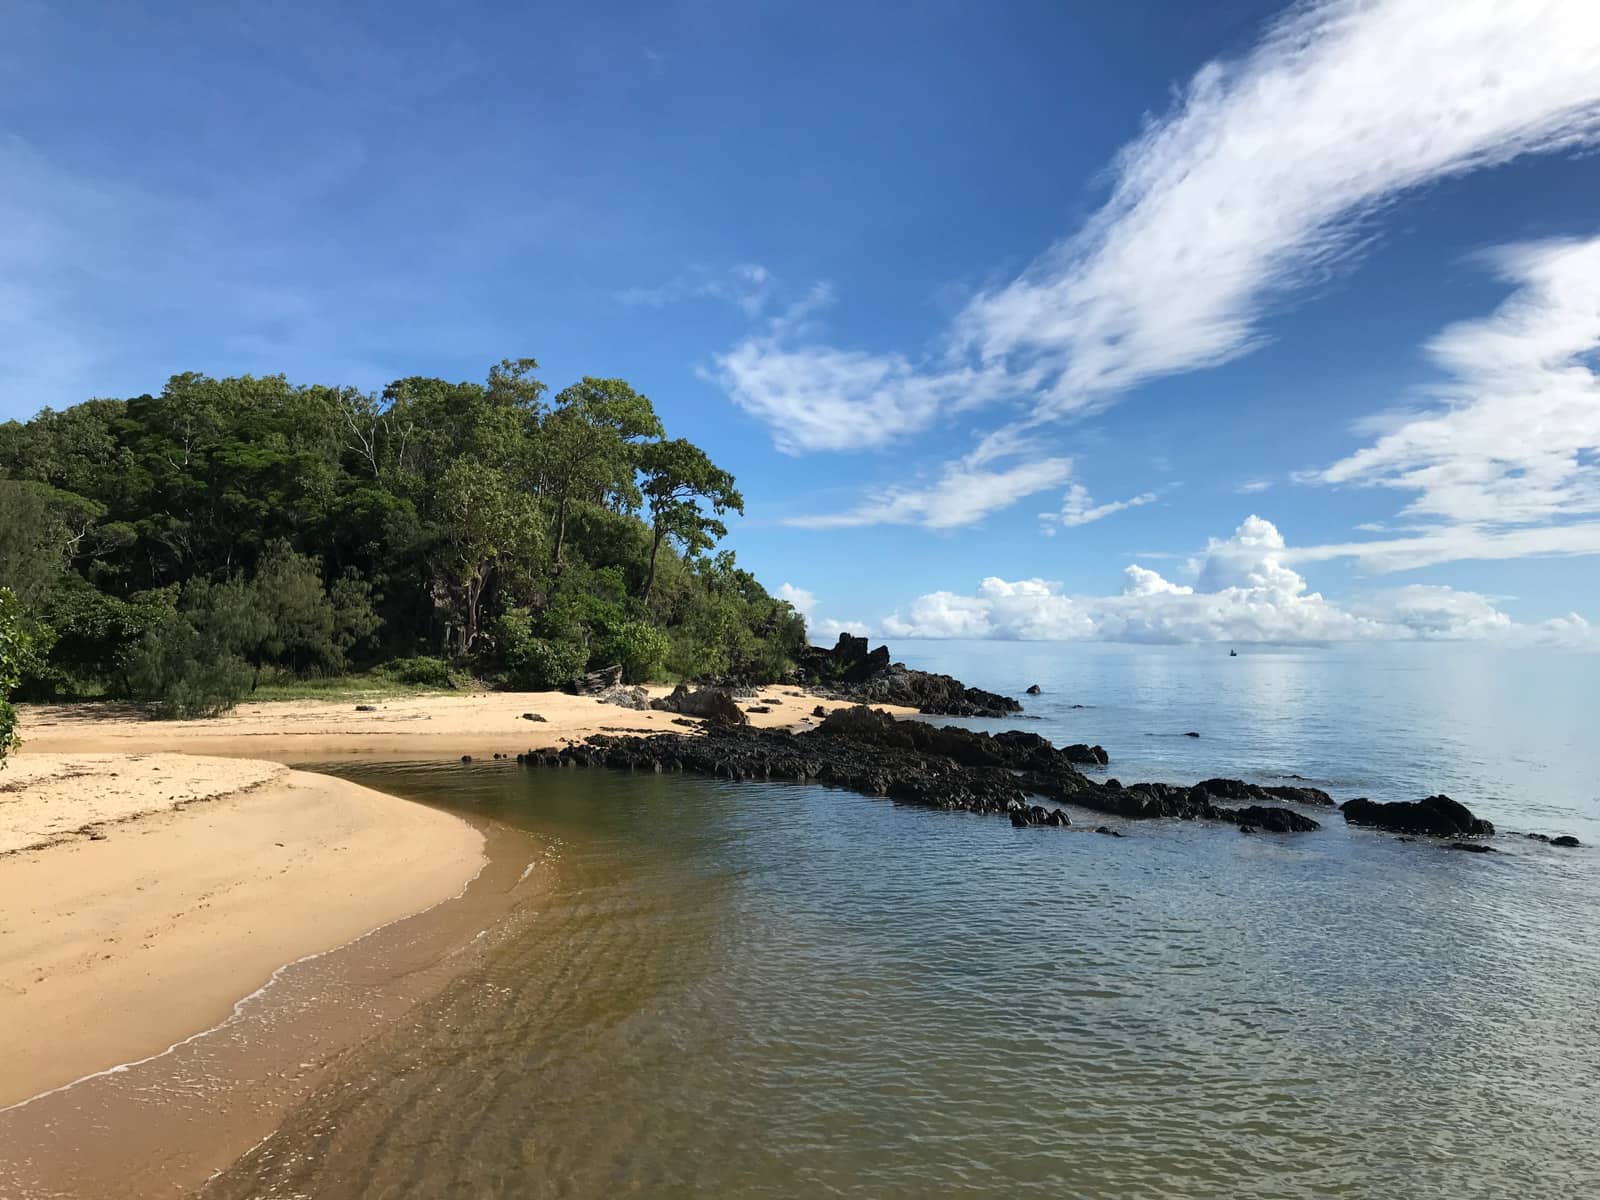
[[519, 704, 1331, 835], [795, 634, 1022, 718]]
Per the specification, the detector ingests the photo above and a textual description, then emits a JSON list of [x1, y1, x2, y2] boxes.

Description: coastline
[[16, 684, 911, 762], [0, 685, 904, 1195]]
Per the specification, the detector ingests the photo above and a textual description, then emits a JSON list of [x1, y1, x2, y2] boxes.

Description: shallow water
[[207, 643, 1599, 1199]]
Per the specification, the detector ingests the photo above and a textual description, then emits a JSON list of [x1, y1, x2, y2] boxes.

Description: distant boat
[[1229, 649, 1238, 657]]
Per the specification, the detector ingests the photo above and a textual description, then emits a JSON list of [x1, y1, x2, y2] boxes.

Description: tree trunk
[[643, 525, 666, 604], [552, 493, 569, 570]]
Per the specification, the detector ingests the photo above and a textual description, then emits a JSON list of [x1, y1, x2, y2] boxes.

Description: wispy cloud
[[1320, 236, 1600, 524], [715, 0, 1600, 460], [618, 263, 774, 317], [1039, 483, 1157, 534], [785, 441, 1072, 530]]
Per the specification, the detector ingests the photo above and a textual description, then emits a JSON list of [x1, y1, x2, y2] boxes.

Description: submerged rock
[[1026, 684, 1042, 695], [1552, 835, 1581, 848], [1341, 794, 1495, 838]]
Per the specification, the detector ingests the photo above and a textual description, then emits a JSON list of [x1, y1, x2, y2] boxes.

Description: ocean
[[205, 641, 1599, 1199]]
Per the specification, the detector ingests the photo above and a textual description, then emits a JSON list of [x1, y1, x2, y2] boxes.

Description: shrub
[[592, 619, 669, 683], [127, 605, 254, 719], [0, 589, 23, 762], [388, 656, 454, 687]]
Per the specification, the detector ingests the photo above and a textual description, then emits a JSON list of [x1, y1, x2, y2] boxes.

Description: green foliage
[[0, 589, 24, 762], [494, 608, 589, 691], [1, 357, 801, 703], [387, 656, 455, 688], [127, 582, 256, 718]]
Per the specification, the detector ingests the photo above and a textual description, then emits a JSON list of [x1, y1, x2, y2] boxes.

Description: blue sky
[[5, 0, 1600, 646]]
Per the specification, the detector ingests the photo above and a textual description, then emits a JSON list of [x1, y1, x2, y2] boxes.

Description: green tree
[[636, 439, 743, 603], [431, 459, 545, 655], [542, 378, 663, 569], [0, 589, 23, 763]]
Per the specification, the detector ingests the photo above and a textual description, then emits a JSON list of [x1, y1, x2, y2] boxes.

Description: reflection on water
[[206, 750, 1600, 1198]]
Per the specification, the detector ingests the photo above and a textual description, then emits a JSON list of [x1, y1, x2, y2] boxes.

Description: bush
[[0, 589, 23, 762], [127, 607, 254, 719], [388, 656, 454, 687], [592, 619, 669, 683]]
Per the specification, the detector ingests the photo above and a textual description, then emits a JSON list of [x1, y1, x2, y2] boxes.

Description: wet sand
[[0, 755, 486, 1108], [0, 685, 900, 1195]]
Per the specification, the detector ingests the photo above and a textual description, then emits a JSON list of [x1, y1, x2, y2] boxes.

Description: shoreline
[[0, 685, 902, 1195]]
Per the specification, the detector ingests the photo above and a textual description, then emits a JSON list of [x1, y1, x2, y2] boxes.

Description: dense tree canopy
[[0, 360, 804, 716]]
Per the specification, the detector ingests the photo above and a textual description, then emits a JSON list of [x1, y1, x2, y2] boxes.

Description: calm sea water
[[206, 642, 1599, 1199]]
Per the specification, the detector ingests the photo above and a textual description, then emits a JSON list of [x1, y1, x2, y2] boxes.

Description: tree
[[0, 589, 23, 763], [542, 378, 663, 569], [432, 459, 545, 655], [637, 439, 743, 604]]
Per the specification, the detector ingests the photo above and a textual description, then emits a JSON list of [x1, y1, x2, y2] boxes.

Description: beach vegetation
[[0, 359, 803, 716]]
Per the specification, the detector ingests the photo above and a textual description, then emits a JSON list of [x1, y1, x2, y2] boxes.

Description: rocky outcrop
[[648, 684, 748, 726], [594, 684, 650, 710], [795, 633, 1021, 718], [1341, 794, 1495, 838], [1190, 778, 1334, 807], [570, 664, 624, 695], [518, 704, 1317, 835]]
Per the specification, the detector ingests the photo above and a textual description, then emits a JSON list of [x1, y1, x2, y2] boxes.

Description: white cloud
[[778, 582, 872, 644], [1040, 483, 1156, 532], [1320, 236, 1600, 524], [713, 0, 1600, 458], [619, 263, 774, 317], [713, 337, 1020, 455], [1237, 480, 1273, 494], [880, 515, 1600, 648], [786, 443, 1072, 530], [955, 0, 1600, 415], [776, 582, 817, 618]]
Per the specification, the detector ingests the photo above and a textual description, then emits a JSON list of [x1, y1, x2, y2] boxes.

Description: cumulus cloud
[[778, 582, 871, 643], [1039, 483, 1157, 534], [785, 442, 1072, 530], [715, 0, 1600, 456], [881, 516, 1600, 648]]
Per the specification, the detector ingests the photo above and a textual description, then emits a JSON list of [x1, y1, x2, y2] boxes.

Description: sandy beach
[[0, 753, 485, 1109], [15, 683, 899, 762], [1, 685, 897, 1111]]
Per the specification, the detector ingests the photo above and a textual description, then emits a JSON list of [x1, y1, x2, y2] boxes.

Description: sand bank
[[0, 753, 485, 1109], [17, 684, 907, 763]]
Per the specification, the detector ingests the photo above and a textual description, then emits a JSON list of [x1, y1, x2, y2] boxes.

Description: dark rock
[[521, 712, 547, 722], [354, 704, 377, 712], [1341, 794, 1495, 838], [1026, 684, 1042, 695], [671, 718, 697, 728], [649, 683, 749, 726], [1094, 825, 1124, 837], [1225, 805, 1321, 833], [1524, 832, 1551, 843], [460, 755, 472, 764], [795, 633, 1021, 717], [523, 704, 1338, 842], [1239, 825, 1255, 835], [1552, 835, 1581, 848], [746, 706, 772, 714], [1184, 731, 1200, 738], [812, 705, 828, 718], [1448, 842, 1496, 853], [1189, 778, 1334, 809], [595, 684, 650, 710], [1011, 804, 1070, 828], [570, 664, 624, 695]]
